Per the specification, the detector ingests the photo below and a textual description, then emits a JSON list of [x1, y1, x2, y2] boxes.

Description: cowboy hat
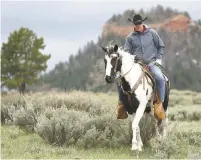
[[128, 14, 147, 25]]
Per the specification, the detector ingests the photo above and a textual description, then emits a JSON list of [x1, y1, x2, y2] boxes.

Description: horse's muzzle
[[105, 75, 113, 83]]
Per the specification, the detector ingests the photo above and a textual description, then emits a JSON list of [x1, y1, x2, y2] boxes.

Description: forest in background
[[39, 5, 201, 92], [2, 5, 201, 93]]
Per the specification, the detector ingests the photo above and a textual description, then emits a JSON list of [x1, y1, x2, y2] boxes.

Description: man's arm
[[124, 36, 132, 54], [151, 29, 165, 61]]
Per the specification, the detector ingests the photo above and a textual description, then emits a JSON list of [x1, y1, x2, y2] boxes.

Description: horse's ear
[[100, 44, 107, 53], [114, 44, 118, 52]]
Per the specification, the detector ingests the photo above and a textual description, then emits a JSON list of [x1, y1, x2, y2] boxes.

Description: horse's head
[[100, 44, 122, 83]]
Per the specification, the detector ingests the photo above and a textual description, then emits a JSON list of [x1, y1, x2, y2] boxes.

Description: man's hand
[[115, 73, 121, 79], [155, 59, 162, 65]]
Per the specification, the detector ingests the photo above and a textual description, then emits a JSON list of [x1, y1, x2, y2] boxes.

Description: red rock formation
[[102, 15, 192, 37], [159, 14, 190, 32]]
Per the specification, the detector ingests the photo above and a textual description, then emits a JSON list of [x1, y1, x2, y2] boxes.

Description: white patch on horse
[[162, 109, 168, 137], [103, 46, 169, 152], [118, 48, 154, 151], [105, 54, 118, 77], [105, 54, 112, 77], [110, 54, 118, 58]]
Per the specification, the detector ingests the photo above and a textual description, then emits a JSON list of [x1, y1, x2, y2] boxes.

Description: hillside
[[103, 14, 194, 37], [39, 6, 201, 92]]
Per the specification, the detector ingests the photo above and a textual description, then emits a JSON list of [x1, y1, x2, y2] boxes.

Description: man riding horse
[[101, 14, 169, 151], [116, 14, 166, 120]]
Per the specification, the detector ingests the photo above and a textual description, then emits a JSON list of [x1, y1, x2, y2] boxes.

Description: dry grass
[[1, 90, 156, 147], [1, 89, 201, 159]]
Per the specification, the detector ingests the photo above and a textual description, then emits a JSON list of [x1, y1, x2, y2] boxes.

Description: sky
[[1, 0, 201, 71]]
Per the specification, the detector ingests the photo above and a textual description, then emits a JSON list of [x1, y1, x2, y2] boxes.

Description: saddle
[[137, 60, 169, 97], [137, 60, 170, 119]]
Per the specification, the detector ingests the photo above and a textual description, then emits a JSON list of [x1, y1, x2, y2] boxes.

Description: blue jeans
[[116, 62, 165, 102], [116, 83, 121, 102], [148, 62, 165, 102]]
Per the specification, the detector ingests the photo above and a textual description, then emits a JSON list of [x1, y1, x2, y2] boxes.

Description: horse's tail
[[163, 80, 170, 112]]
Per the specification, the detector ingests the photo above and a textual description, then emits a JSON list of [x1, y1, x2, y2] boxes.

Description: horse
[[100, 44, 170, 151]]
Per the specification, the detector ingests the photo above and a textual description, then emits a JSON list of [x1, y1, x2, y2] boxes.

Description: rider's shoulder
[[144, 24, 156, 33], [126, 33, 133, 39], [149, 28, 158, 34]]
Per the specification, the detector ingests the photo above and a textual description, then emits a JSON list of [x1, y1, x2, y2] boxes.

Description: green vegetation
[[1, 27, 50, 94], [1, 90, 201, 159]]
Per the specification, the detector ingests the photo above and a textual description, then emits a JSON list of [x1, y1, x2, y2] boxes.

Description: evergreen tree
[[1, 27, 51, 94]]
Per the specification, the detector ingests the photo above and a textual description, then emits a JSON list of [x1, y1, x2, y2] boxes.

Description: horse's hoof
[[131, 145, 138, 151], [131, 146, 142, 152], [138, 146, 142, 152], [130, 149, 141, 157]]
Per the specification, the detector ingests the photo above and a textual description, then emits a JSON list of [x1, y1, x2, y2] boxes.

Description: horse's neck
[[121, 56, 142, 88]]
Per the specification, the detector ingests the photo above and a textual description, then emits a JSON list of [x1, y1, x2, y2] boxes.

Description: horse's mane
[[118, 48, 135, 62]]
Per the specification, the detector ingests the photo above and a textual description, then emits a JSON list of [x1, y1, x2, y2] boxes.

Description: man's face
[[134, 24, 143, 32]]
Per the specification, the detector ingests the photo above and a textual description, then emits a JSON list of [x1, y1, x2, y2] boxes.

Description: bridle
[[113, 55, 120, 73], [100, 44, 135, 80], [101, 44, 147, 106], [112, 53, 145, 106], [112, 53, 134, 80]]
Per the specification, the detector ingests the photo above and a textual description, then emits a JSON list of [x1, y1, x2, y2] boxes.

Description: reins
[[114, 59, 146, 106]]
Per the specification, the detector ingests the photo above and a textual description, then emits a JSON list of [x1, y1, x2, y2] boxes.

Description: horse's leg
[[148, 113, 161, 138], [136, 125, 143, 151], [131, 113, 138, 151], [161, 109, 168, 138], [131, 99, 147, 151], [149, 97, 161, 137]]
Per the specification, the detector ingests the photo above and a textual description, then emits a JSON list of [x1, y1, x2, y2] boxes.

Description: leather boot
[[154, 101, 166, 120], [116, 101, 128, 119], [154, 90, 166, 120]]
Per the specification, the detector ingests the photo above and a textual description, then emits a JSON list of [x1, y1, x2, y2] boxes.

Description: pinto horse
[[101, 44, 169, 151]]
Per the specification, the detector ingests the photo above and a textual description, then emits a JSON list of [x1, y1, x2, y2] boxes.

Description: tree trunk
[[19, 82, 26, 94], [1, 111, 5, 124]]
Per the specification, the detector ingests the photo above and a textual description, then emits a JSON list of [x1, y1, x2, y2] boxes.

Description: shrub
[[168, 111, 201, 121], [35, 107, 131, 148], [139, 114, 156, 145], [151, 135, 179, 159], [13, 107, 37, 132], [1, 90, 179, 148], [192, 94, 201, 104]]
